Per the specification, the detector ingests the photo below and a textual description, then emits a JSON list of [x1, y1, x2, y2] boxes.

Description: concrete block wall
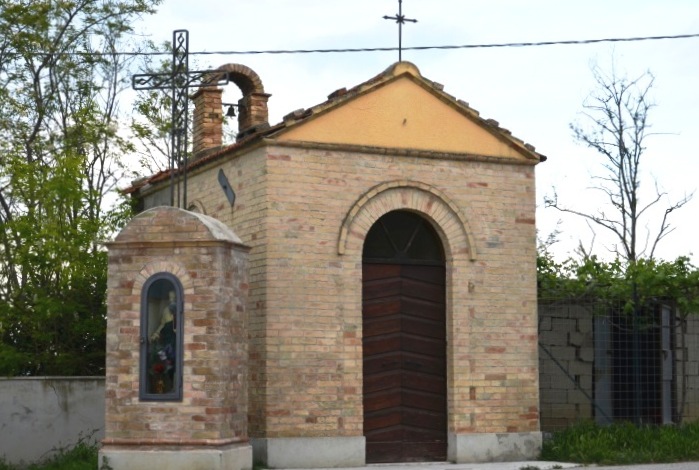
[[0, 377, 104, 466], [141, 141, 540, 440], [539, 304, 699, 429], [538, 304, 595, 431], [676, 314, 699, 422]]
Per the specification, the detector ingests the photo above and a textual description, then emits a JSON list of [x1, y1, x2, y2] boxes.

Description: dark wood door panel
[[364, 370, 401, 394], [402, 389, 447, 412], [366, 442, 403, 463], [363, 351, 402, 375], [402, 442, 447, 462], [402, 317, 445, 339], [401, 371, 446, 394], [363, 262, 446, 463], [403, 408, 448, 430], [401, 334, 446, 357], [402, 277, 445, 302], [363, 334, 401, 356], [364, 279, 402, 299], [366, 441, 446, 463], [364, 388, 401, 412], [364, 409, 402, 432], [401, 265, 444, 283], [402, 297, 444, 321], [363, 264, 402, 281], [364, 316, 401, 338], [363, 298, 401, 318], [402, 351, 446, 374], [365, 425, 404, 441], [402, 425, 446, 441]]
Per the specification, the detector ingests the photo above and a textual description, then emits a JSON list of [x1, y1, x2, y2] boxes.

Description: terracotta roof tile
[[125, 61, 546, 194]]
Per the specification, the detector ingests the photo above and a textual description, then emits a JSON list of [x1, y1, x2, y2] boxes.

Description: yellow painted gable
[[276, 72, 529, 161]]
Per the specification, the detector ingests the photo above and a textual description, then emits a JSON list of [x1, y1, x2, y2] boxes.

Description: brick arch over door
[[337, 180, 478, 261], [337, 181, 479, 461], [132, 261, 195, 302]]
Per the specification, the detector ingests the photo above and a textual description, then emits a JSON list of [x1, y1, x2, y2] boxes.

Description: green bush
[[541, 421, 699, 465], [0, 437, 99, 470]]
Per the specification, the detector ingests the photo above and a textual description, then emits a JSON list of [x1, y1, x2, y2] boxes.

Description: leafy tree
[[0, 0, 160, 375], [129, 41, 176, 175], [545, 63, 692, 263], [538, 250, 699, 315]]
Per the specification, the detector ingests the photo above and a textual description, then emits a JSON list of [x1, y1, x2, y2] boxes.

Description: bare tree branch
[[547, 62, 692, 263]]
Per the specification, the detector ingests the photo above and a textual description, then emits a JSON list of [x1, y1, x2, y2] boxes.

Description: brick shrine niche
[[139, 272, 183, 401], [100, 206, 252, 470]]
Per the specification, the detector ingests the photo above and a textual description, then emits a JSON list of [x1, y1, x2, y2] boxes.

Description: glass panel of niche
[[140, 273, 183, 401]]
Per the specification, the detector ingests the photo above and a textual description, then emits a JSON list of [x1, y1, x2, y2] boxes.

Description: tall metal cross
[[132, 30, 228, 209], [383, 0, 417, 62]]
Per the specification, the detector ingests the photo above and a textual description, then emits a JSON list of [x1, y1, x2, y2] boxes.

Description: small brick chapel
[[101, 62, 545, 469]]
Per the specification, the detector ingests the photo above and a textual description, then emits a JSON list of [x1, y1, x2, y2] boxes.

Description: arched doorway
[[362, 210, 447, 463]]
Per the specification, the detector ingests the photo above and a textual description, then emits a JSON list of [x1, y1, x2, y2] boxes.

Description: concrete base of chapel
[[251, 436, 366, 468], [98, 442, 252, 470], [448, 431, 542, 463]]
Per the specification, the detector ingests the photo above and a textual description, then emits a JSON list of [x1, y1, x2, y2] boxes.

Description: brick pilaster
[[192, 87, 224, 159]]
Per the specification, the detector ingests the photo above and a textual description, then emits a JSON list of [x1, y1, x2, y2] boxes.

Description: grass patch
[[0, 435, 99, 470], [541, 420, 699, 465]]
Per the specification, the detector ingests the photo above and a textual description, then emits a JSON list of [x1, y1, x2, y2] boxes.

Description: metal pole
[[632, 282, 643, 425], [383, 0, 417, 62], [398, 0, 403, 61], [132, 30, 229, 209]]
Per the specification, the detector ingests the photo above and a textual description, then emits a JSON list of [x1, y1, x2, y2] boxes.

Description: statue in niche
[[147, 288, 177, 394]]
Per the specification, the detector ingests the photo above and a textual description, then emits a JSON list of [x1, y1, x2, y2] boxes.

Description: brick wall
[[141, 141, 540, 439], [164, 148, 271, 435], [192, 87, 224, 158]]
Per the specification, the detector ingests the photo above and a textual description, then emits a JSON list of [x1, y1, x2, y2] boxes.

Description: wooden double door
[[362, 211, 447, 463]]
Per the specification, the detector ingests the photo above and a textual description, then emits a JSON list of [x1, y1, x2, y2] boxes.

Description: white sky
[[132, 0, 699, 263]]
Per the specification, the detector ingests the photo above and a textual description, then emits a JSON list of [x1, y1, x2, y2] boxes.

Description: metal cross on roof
[[132, 30, 228, 209], [383, 0, 417, 62]]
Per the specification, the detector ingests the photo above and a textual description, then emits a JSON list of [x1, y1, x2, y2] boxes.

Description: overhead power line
[[185, 32, 699, 56], [22, 32, 699, 57]]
